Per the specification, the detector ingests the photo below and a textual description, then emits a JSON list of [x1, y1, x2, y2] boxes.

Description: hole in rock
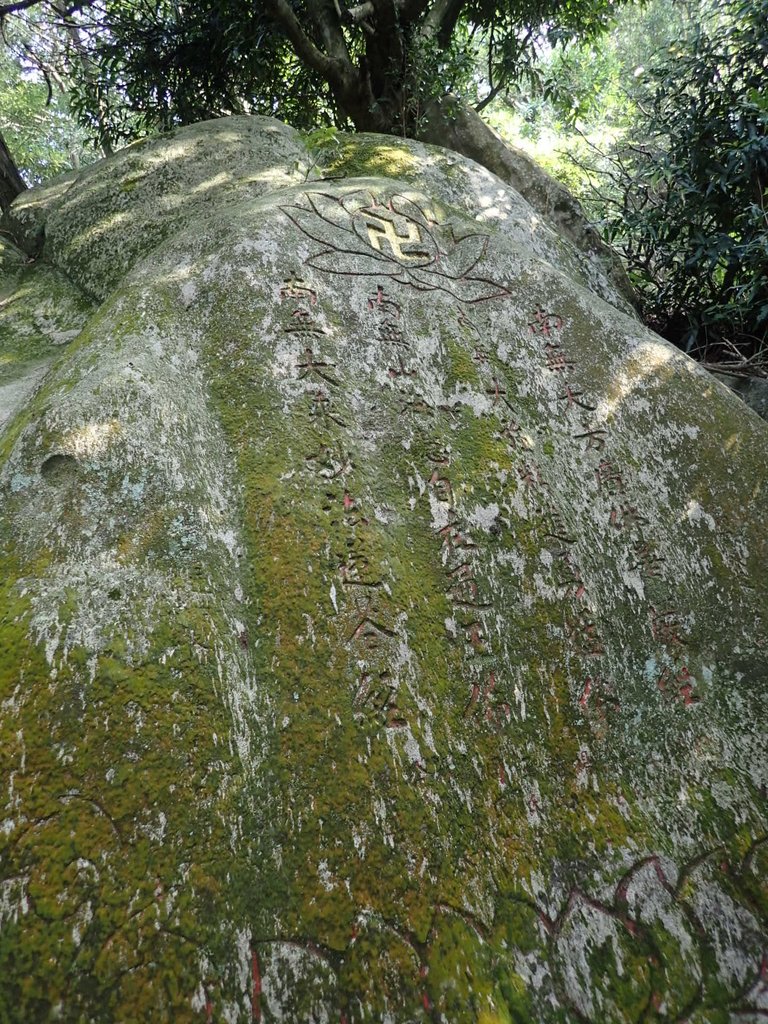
[[40, 453, 78, 483], [107, 587, 121, 600]]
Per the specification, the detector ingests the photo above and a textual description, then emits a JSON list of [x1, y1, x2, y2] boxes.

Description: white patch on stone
[[215, 528, 239, 557], [427, 490, 451, 531], [555, 895, 628, 1018], [688, 873, 765, 988], [317, 860, 335, 891], [507, 689, 524, 727], [260, 941, 336, 1023], [352, 827, 366, 858], [0, 875, 29, 925], [9, 472, 34, 492], [402, 728, 423, 767], [190, 983, 207, 1014], [621, 566, 645, 600], [467, 502, 499, 532], [62, 420, 121, 457], [685, 499, 716, 531], [526, 781, 542, 826], [421, 719, 437, 755]]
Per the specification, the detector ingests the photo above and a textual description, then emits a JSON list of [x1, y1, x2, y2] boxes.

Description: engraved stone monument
[[1, 116, 766, 1022]]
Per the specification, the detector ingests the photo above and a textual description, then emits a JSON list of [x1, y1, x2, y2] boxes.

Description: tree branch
[[421, 0, 466, 44], [474, 79, 505, 113], [0, 129, 27, 214], [305, 0, 353, 66], [369, 0, 401, 48], [398, 0, 432, 24], [268, 0, 386, 129], [346, 0, 430, 28], [0, 0, 45, 15], [346, 1, 374, 21], [264, 0, 344, 82]]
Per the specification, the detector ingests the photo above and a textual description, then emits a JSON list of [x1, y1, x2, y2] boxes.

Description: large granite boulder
[[1, 116, 766, 1023]]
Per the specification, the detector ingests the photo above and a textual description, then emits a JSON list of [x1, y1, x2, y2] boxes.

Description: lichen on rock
[[1, 115, 766, 1023], [0, 234, 93, 432]]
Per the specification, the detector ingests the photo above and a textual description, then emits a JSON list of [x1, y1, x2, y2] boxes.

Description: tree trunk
[[0, 130, 26, 214], [53, 2, 114, 157], [418, 93, 636, 307]]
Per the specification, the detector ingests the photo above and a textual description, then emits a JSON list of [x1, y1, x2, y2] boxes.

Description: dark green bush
[[602, 0, 768, 362]]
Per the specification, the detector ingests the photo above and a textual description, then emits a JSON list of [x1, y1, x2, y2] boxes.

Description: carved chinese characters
[[278, 189, 720, 753], [2, 123, 766, 1024], [527, 305, 700, 711], [279, 273, 408, 733]]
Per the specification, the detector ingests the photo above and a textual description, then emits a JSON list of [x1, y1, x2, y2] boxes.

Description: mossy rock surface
[[1, 116, 766, 1023], [0, 235, 93, 432]]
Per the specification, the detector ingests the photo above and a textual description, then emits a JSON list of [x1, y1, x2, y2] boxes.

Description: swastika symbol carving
[[365, 215, 428, 262]]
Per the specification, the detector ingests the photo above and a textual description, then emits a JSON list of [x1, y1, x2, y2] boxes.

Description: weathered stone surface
[[6, 117, 312, 300], [419, 92, 636, 309], [310, 129, 636, 317], [1, 116, 766, 1023], [0, 234, 94, 431]]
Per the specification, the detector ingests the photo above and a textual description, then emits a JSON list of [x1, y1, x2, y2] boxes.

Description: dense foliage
[[0, 7, 92, 182], [600, 0, 768, 361], [66, 0, 351, 137], [493, 0, 768, 364], [56, 0, 627, 143], [503, 0, 768, 363]]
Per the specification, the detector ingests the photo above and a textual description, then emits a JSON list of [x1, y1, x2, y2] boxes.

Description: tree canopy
[[600, 0, 768, 360], [2, 0, 631, 144]]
